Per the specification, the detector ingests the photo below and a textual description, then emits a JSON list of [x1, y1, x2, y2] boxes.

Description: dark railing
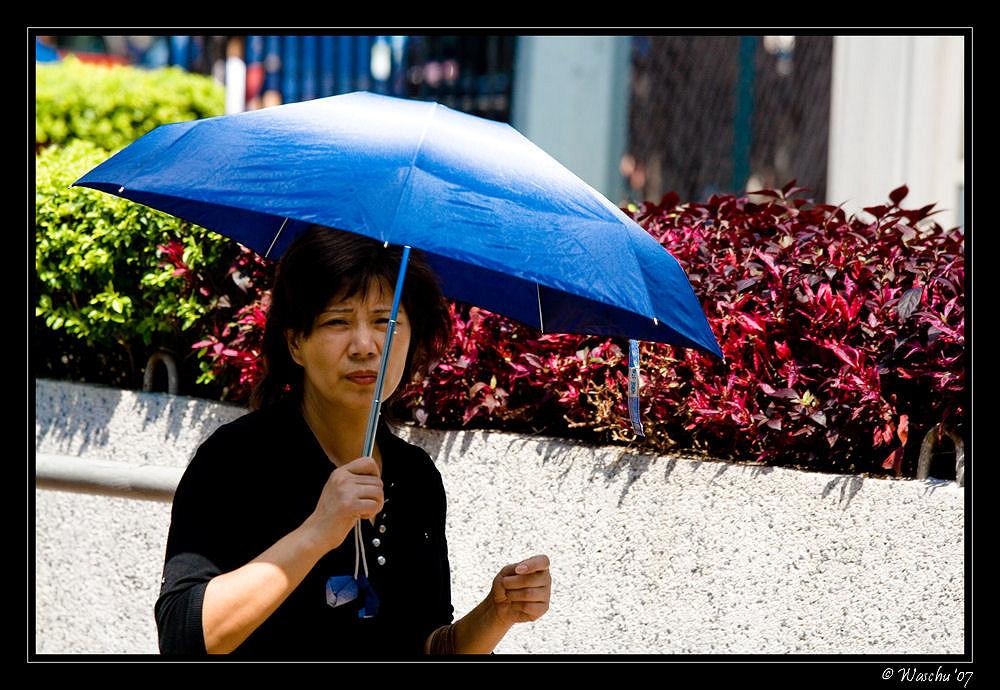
[[248, 35, 517, 122]]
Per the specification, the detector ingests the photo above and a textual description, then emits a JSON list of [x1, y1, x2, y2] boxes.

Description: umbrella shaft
[[362, 245, 412, 458]]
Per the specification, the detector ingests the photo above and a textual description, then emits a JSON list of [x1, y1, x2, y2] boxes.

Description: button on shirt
[[154, 399, 454, 659]]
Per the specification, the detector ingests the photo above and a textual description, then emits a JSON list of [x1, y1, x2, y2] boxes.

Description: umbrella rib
[[264, 217, 291, 259], [536, 281, 545, 334], [622, 222, 657, 323], [385, 101, 439, 243]]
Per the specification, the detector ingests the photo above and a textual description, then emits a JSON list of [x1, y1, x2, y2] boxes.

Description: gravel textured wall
[[34, 379, 965, 655]]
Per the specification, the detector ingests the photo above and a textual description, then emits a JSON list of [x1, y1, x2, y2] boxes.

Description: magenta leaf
[[896, 287, 923, 322], [736, 313, 765, 333], [824, 341, 859, 369]]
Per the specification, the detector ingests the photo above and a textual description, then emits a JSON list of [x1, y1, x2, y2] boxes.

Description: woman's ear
[[286, 329, 303, 367]]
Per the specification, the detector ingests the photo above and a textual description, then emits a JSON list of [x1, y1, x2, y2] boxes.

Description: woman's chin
[[343, 390, 381, 408]]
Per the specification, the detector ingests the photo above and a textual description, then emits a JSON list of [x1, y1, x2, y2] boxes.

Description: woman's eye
[[323, 319, 390, 326]]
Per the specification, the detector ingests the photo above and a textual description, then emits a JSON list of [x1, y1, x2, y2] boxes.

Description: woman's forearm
[[424, 596, 513, 654], [201, 517, 340, 654]]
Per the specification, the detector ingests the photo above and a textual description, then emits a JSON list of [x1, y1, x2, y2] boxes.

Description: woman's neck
[[299, 387, 382, 475]]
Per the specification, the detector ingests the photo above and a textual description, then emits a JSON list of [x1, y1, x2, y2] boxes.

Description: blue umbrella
[[74, 90, 722, 450], [75, 91, 724, 615]]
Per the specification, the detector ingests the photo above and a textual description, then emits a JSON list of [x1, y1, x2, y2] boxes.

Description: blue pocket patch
[[325, 575, 358, 609]]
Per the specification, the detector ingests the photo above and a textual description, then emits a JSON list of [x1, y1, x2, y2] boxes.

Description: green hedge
[[35, 57, 231, 392], [35, 139, 234, 361], [35, 55, 224, 151]]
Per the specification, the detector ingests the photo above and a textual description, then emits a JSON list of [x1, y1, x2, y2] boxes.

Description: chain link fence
[[623, 35, 833, 205]]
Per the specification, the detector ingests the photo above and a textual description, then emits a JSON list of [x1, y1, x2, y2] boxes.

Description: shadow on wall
[[34, 379, 247, 465], [405, 421, 790, 509]]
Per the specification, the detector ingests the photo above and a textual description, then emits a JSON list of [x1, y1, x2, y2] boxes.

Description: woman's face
[[286, 277, 411, 412]]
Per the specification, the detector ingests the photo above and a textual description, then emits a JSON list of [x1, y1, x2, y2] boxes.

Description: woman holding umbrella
[[155, 225, 551, 657]]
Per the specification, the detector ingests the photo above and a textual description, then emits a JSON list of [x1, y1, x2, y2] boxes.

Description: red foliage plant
[[398, 182, 966, 477], [189, 245, 274, 401], [179, 182, 965, 478], [618, 182, 965, 476]]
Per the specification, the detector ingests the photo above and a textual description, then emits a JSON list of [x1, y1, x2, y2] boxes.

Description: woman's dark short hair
[[250, 225, 452, 427]]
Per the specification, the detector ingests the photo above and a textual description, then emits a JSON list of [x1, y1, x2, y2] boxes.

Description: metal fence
[[623, 35, 833, 205], [45, 35, 519, 123]]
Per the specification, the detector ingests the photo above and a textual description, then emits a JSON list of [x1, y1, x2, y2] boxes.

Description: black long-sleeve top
[[154, 399, 454, 659]]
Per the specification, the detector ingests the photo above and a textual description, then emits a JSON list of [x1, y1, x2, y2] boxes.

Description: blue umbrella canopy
[[73, 91, 722, 359], [75, 91, 725, 589]]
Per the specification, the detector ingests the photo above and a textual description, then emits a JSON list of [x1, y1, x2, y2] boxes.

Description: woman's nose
[[349, 323, 382, 355]]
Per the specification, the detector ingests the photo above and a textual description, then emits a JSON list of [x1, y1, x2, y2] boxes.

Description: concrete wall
[[34, 379, 964, 655], [511, 36, 632, 205], [828, 35, 965, 230]]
